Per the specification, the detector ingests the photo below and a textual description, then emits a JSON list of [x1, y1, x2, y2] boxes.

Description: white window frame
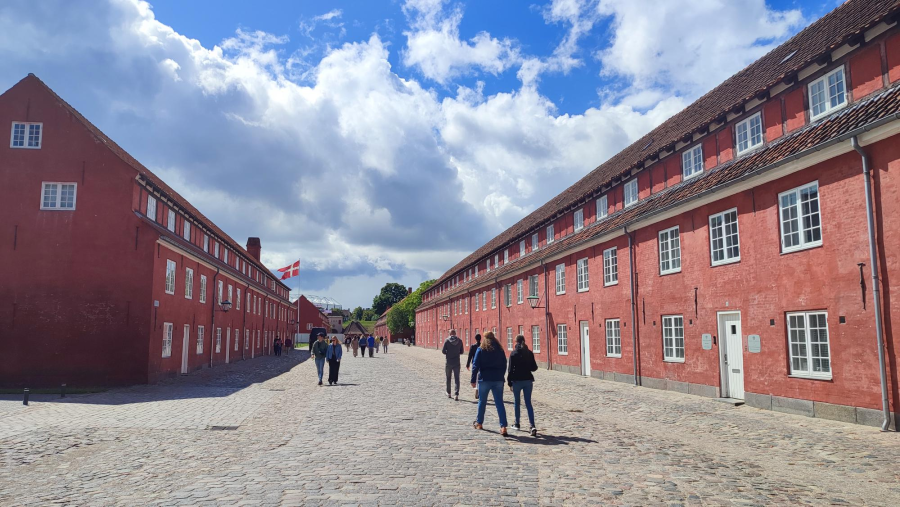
[[574, 209, 584, 231], [557, 324, 568, 355], [167, 209, 176, 232], [603, 247, 618, 286], [808, 67, 847, 122], [735, 112, 763, 156], [778, 181, 822, 253], [787, 311, 832, 379], [682, 144, 703, 180], [624, 179, 638, 207], [547, 224, 554, 244], [214, 242, 220, 258], [474, 265, 478, 278], [165, 260, 176, 295], [504, 250, 509, 264], [199, 275, 207, 303], [576, 257, 589, 292], [506, 327, 513, 350], [532, 325, 541, 353], [596, 195, 607, 219], [182, 221, 191, 242], [606, 319, 621, 357], [516, 279, 523, 304], [709, 208, 741, 266], [40, 182, 77, 210], [475, 292, 480, 312], [147, 195, 157, 222], [203, 235, 209, 253], [197, 326, 204, 354], [184, 267, 194, 299], [236, 288, 241, 310], [215, 328, 222, 353], [494, 254, 499, 267], [519, 240, 526, 256], [162, 323, 173, 358], [532, 233, 539, 251], [10, 121, 42, 149], [217, 280, 223, 303], [504, 284, 511, 307], [529, 275, 539, 298], [658, 226, 682, 275], [491, 288, 496, 309], [662, 315, 685, 362], [555, 263, 566, 295]]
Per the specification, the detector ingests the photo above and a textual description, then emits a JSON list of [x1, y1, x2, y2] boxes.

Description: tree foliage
[[372, 282, 409, 315], [362, 309, 378, 321], [387, 280, 435, 334], [351, 306, 364, 321]]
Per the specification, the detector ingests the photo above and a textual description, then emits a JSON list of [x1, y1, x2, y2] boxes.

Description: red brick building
[[295, 295, 329, 334], [0, 75, 297, 387], [374, 305, 413, 343], [416, 0, 900, 429]]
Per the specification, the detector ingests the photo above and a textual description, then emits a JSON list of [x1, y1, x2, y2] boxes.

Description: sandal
[[472, 421, 483, 430]]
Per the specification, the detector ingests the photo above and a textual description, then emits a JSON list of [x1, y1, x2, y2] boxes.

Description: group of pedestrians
[[311, 333, 390, 386], [443, 330, 538, 437], [350, 334, 387, 357]]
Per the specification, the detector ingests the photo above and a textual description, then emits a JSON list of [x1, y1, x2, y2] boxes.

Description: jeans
[[445, 363, 460, 396], [315, 358, 325, 382], [511, 380, 535, 427], [368, 346, 374, 357], [476, 381, 508, 428]]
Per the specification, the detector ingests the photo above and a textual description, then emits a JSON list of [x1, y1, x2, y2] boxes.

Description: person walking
[[466, 334, 482, 400], [285, 337, 292, 355], [367, 334, 375, 357], [359, 335, 367, 357], [470, 331, 508, 436], [383, 337, 389, 354], [442, 329, 464, 400], [508, 335, 539, 436], [274, 336, 282, 357], [326, 336, 343, 385], [374, 336, 380, 354], [345, 336, 351, 352], [351, 336, 359, 357], [311, 333, 329, 386]]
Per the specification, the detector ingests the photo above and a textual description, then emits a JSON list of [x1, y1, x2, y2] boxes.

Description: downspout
[[851, 136, 892, 432], [263, 295, 269, 355], [242, 282, 249, 361], [542, 259, 552, 370], [495, 277, 501, 339], [209, 268, 220, 368], [468, 289, 473, 346], [624, 226, 639, 386]]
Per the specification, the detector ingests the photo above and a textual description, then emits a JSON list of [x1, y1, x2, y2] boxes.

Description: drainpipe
[[542, 259, 552, 370], [624, 226, 639, 386], [209, 268, 220, 368], [242, 282, 250, 361], [851, 136, 892, 432], [495, 277, 501, 338]]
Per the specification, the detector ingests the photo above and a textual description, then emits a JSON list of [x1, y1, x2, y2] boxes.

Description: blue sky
[[0, 0, 836, 307]]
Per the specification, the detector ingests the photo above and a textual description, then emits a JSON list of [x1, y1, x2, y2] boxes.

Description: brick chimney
[[408, 287, 413, 294], [247, 237, 261, 261]]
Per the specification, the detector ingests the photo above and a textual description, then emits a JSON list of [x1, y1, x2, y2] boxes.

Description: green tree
[[387, 280, 434, 334], [372, 282, 409, 315], [351, 306, 364, 321], [362, 309, 377, 321]]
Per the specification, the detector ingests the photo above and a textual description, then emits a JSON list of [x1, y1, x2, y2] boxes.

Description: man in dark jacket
[[310, 333, 329, 386], [465, 334, 482, 400], [442, 330, 465, 400]]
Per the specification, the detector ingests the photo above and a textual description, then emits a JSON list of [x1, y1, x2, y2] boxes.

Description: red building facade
[[374, 305, 413, 343], [0, 75, 296, 387], [415, 0, 900, 429], [295, 295, 329, 334]]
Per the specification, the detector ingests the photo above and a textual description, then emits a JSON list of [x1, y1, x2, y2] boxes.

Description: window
[[491, 288, 496, 309], [574, 209, 584, 231], [234, 329, 238, 351], [532, 233, 539, 251], [735, 112, 763, 155], [197, 326, 204, 354], [167, 209, 176, 232], [555, 263, 566, 295], [662, 315, 685, 362], [507, 327, 513, 350], [217, 280, 223, 303], [519, 240, 526, 256], [147, 195, 157, 221], [682, 144, 703, 180], [162, 323, 173, 358], [214, 242, 220, 258], [475, 293, 480, 311], [236, 289, 241, 310], [709, 208, 740, 265], [596, 195, 608, 219], [494, 254, 499, 267], [224, 249, 228, 264], [165, 260, 176, 294], [529, 275, 539, 298], [576, 258, 589, 292], [532, 325, 541, 353], [547, 224, 555, 244], [504, 250, 509, 264], [40, 182, 77, 210], [787, 311, 831, 379], [200, 275, 207, 303], [215, 328, 221, 353], [475, 264, 478, 277], [603, 247, 618, 286], [809, 67, 846, 121], [10, 122, 42, 148], [504, 284, 511, 307], [516, 279, 523, 304], [185, 268, 194, 299], [486, 259, 490, 273], [484, 291, 488, 311], [465, 297, 468, 314], [557, 324, 568, 355], [658, 226, 682, 275], [624, 179, 638, 207], [183, 221, 191, 241], [245, 329, 250, 350], [606, 319, 621, 357], [779, 181, 822, 253]]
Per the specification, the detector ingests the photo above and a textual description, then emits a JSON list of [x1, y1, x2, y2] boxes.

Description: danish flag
[[278, 260, 300, 280]]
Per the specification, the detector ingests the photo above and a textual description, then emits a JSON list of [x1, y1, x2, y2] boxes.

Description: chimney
[[247, 237, 261, 261], [408, 287, 413, 294]]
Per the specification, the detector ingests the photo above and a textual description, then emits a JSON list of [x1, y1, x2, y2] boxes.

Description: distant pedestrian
[[285, 337, 292, 355], [360, 336, 367, 357], [466, 334, 482, 400], [442, 329, 464, 400], [470, 331, 508, 436], [326, 336, 343, 385], [352, 336, 360, 357], [383, 337, 389, 353], [367, 335, 375, 357], [345, 336, 351, 352], [508, 335, 539, 436], [311, 333, 329, 386], [274, 337, 282, 357], [374, 336, 380, 354]]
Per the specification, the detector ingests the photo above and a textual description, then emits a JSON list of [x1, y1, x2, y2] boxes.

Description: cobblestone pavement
[[1, 346, 898, 506]]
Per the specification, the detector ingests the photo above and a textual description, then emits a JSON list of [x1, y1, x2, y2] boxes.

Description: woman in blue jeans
[[469, 331, 509, 436], [507, 335, 539, 436]]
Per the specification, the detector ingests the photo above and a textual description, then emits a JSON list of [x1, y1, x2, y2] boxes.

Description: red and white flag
[[278, 260, 300, 280]]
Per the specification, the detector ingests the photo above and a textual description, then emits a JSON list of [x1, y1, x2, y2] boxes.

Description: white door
[[225, 329, 231, 364], [579, 321, 591, 377], [718, 312, 744, 399], [181, 325, 190, 374]]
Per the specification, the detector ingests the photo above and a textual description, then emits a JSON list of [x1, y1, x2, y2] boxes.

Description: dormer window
[[531, 233, 538, 251], [596, 195, 608, 219], [167, 209, 176, 232], [10, 122, 42, 149], [624, 179, 638, 207], [808, 67, 846, 121], [735, 112, 763, 155], [504, 250, 509, 264], [682, 144, 703, 180], [574, 209, 584, 231], [519, 240, 526, 256], [547, 224, 555, 244], [183, 221, 191, 241]]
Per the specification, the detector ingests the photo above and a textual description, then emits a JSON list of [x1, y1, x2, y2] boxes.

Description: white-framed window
[[484, 292, 488, 311], [603, 247, 618, 286], [215, 328, 221, 353], [682, 144, 703, 180], [709, 208, 740, 265], [217, 280, 223, 303], [183, 221, 191, 241], [486, 259, 491, 273], [183, 324, 191, 357], [516, 279, 523, 304], [214, 242, 220, 258], [167, 209, 176, 232], [165, 260, 176, 295], [491, 288, 496, 309], [10, 122, 42, 148], [199, 275, 207, 303], [576, 257, 589, 292], [504, 250, 509, 264], [532, 233, 539, 251], [465, 297, 468, 314], [662, 315, 685, 362], [779, 181, 822, 253], [475, 292, 480, 311], [809, 67, 847, 121], [40, 182, 76, 210], [532, 325, 541, 353], [596, 195, 608, 219], [162, 323, 173, 358], [203, 234, 209, 252], [574, 209, 584, 231], [658, 226, 682, 275], [557, 324, 568, 355], [735, 112, 763, 155], [624, 179, 638, 207], [504, 284, 511, 307], [475, 264, 479, 277], [147, 195, 157, 221], [787, 311, 831, 379], [606, 319, 621, 357], [520, 240, 526, 256], [529, 274, 539, 298], [547, 224, 555, 244], [555, 263, 566, 295], [233, 328, 238, 351], [507, 327, 513, 350], [197, 326, 204, 354], [224, 249, 228, 264], [494, 254, 499, 267], [184, 268, 194, 299], [245, 329, 250, 350], [236, 288, 241, 310]]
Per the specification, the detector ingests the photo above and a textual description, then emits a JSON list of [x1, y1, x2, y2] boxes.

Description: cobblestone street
[[1, 346, 898, 506]]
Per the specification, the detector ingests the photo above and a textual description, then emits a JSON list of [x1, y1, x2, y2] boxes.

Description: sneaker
[[500, 427, 508, 437], [530, 427, 537, 437], [513, 423, 520, 431], [455, 395, 459, 401], [318, 381, 323, 386], [472, 421, 482, 430]]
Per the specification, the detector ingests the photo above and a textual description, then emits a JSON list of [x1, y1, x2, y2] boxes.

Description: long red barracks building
[[415, 0, 900, 430], [0, 75, 297, 387]]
